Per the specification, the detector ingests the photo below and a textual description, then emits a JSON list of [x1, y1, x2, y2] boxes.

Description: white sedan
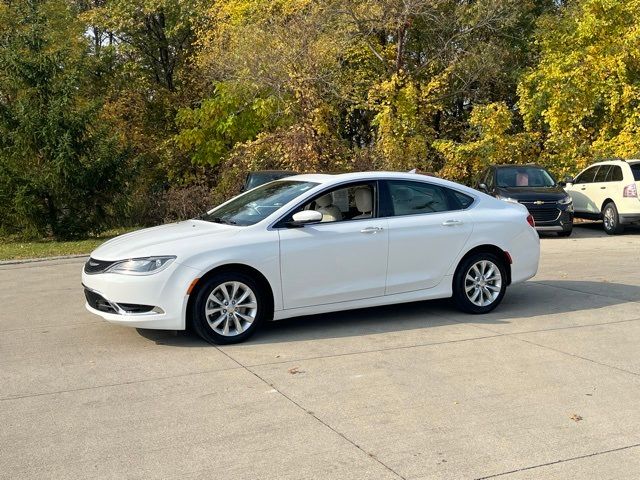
[[82, 172, 540, 344]]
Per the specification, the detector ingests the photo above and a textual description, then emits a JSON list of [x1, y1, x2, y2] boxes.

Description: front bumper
[[81, 261, 199, 330], [522, 203, 573, 232]]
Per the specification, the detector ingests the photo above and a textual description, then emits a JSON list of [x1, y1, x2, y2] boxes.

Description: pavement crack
[[214, 346, 407, 480], [515, 336, 640, 378], [474, 443, 640, 479], [0, 366, 244, 402], [531, 280, 640, 305], [450, 319, 640, 379]]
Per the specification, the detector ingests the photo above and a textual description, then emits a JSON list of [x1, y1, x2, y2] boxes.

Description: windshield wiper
[[211, 217, 236, 225]]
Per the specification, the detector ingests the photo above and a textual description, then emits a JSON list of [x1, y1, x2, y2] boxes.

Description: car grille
[[84, 258, 115, 274], [523, 205, 561, 223]]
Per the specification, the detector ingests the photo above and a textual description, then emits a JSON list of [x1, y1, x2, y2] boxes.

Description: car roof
[[283, 171, 477, 194], [248, 170, 296, 174], [590, 159, 637, 166]]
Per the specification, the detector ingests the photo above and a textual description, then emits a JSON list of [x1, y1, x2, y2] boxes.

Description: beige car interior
[[315, 193, 343, 222], [353, 187, 373, 219]]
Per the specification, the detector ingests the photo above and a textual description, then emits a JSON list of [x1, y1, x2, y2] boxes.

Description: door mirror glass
[[478, 183, 488, 192], [561, 175, 574, 186], [291, 210, 322, 225]]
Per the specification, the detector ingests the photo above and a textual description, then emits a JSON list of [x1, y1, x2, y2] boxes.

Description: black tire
[[557, 229, 572, 237], [602, 201, 624, 235], [191, 271, 270, 344], [452, 252, 507, 314]]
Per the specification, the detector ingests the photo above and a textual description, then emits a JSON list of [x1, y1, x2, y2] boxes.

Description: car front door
[[592, 165, 612, 213], [382, 180, 475, 295], [567, 166, 598, 213], [277, 181, 389, 309]]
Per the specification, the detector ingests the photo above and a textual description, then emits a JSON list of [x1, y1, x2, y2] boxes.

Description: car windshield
[[496, 167, 556, 188], [245, 172, 293, 190], [199, 181, 318, 226]]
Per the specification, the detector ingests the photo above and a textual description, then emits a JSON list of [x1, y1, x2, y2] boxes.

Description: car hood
[[91, 220, 240, 261], [495, 185, 568, 202]]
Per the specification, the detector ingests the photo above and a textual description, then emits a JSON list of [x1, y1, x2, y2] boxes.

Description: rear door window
[[385, 180, 468, 216], [631, 163, 640, 181]]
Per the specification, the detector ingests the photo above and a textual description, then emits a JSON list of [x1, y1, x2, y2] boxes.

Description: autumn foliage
[[1, 0, 639, 238]]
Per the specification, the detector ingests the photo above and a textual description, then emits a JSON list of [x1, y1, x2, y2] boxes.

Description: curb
[[0, 254, 89, 266]]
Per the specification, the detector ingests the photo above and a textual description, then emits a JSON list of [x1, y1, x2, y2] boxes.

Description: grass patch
[[0, 228, 137, 261]]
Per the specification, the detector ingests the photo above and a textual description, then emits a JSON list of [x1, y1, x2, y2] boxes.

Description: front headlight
[[104, 256, 176, 275], [496, 195, 519, 204], [557, 195, 573, 205]]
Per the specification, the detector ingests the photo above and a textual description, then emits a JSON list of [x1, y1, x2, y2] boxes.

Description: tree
[[0, 0, 126, 238], [518, 0, 640, 176], [178, 0, 555, 180], [435, 103, 540, 184]]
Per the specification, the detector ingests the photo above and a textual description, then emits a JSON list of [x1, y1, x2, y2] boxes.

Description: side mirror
[[478, 183, 488, 193], [560, 175, 574, 187], [289, 210, 322, 227]]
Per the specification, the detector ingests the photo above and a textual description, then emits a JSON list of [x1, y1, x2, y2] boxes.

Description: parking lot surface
[[1, 223, 639, 479]]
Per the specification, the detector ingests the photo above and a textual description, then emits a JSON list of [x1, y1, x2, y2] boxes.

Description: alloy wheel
[[205, 281, 258, 336], [603, 206, 615, 231], [464, 260, 502, 307]]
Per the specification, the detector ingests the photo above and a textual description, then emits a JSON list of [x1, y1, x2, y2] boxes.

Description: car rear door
[[381, 180, 474, 294], [277, 181, 389, 309]]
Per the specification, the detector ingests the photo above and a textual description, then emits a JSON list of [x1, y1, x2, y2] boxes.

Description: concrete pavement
[[1, 223, 639, 479]]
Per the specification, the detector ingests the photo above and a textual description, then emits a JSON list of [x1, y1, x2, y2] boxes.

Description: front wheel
[[452, 253, 507, 314], [191, 272, 269, 344], [603, 202, 624, 235], [557, 229, 572, 237]]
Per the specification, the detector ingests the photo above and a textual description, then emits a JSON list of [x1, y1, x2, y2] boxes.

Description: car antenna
[[407, 168, 417, 174]]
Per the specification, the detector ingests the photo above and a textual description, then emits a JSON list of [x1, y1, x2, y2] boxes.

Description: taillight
[[623, 183, 638, 198], [527, 214, 535, 228]]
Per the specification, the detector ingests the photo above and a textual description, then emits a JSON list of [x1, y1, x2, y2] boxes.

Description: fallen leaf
[[288, 366, 304, 375], [570, 413, 583, 422]]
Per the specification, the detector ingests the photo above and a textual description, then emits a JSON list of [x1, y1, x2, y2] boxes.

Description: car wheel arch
[[186, 263, 275, 329], [455, 245, 512, 286], [601, 198, 615, 213]]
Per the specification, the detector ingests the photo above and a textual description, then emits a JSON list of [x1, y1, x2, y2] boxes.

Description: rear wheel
[[603, 201, 624, 235], [191, 271, 269, 344], [452, 253, 507, 314], [557, 229, 572, 237]]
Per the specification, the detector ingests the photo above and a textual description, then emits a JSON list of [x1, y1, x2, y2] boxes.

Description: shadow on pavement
[[137, 280, 639, 346], [539, 221, 640, 240]]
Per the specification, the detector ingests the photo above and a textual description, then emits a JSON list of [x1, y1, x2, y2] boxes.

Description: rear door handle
[[360, 226, 384, 234], [442, 219, 463, 226]]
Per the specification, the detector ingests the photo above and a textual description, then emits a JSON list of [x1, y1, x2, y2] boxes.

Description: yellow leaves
[[435, 103, 540, 184], [518, 0, 640, 173]]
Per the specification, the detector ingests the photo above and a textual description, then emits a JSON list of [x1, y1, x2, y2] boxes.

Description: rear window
[[607, 166, 623, 182], [631, 163, 640, 181]]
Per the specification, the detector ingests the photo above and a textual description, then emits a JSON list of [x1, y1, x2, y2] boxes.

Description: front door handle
[[442, 219, 463, 226], [360, 226, 384, 234]]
